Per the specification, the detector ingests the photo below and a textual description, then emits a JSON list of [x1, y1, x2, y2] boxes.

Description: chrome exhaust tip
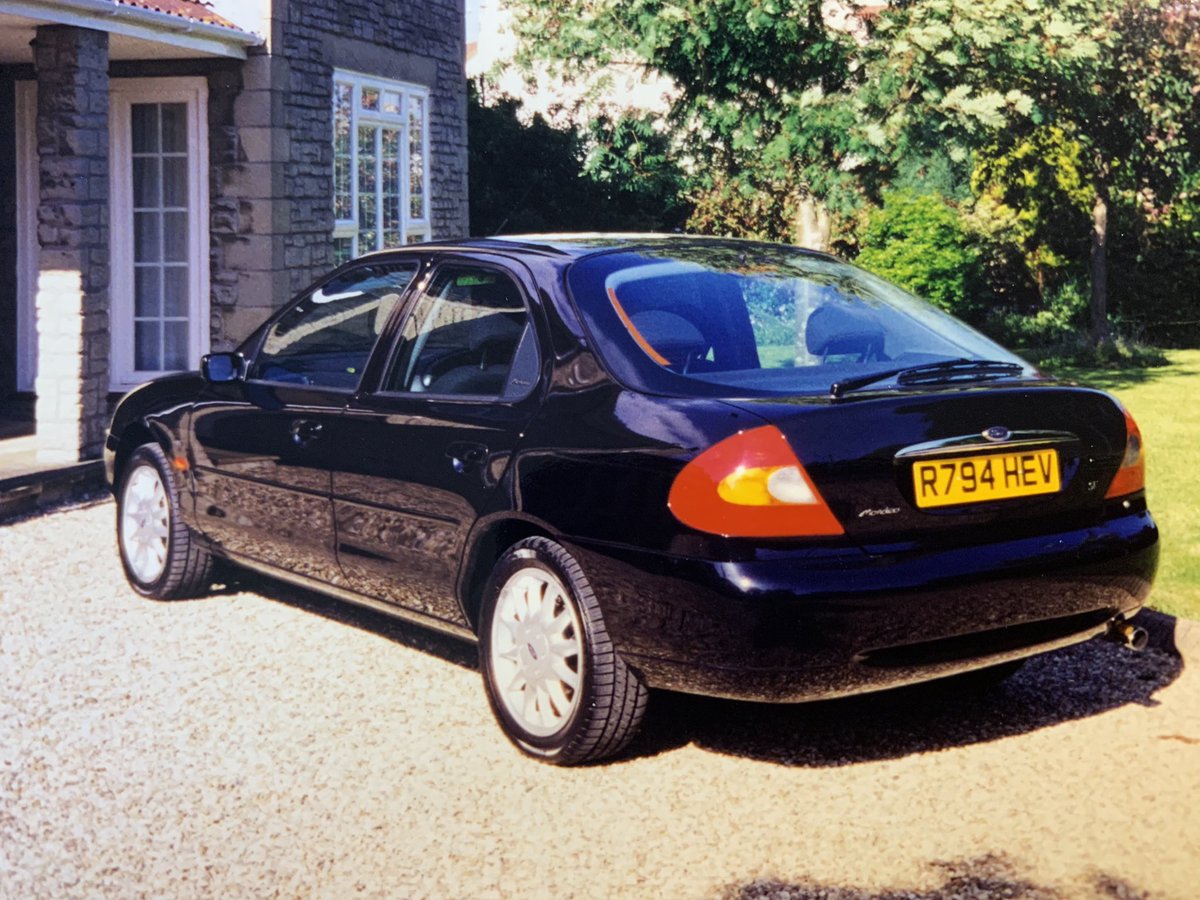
[[1106, 618, 1149, 652]]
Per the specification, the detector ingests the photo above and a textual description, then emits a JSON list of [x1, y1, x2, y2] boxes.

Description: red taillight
[[1105, 406, 1145, 499], [668, 425, 844, 538]]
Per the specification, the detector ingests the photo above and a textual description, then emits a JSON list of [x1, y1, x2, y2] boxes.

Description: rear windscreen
[[567, 244, 1031, 397]]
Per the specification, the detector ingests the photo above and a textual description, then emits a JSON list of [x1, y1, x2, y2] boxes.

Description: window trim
[[332, 69, 431, 262], [109, 77, 210, 391]]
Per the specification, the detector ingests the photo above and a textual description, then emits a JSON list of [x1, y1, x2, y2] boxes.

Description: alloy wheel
[[121, 463, 170, 585], [488, 567, 585, 737]]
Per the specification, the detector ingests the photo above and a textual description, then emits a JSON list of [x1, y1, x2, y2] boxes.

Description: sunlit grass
[[1045, 349, 1200, 621]]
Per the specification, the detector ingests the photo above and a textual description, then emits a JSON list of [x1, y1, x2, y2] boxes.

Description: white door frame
[[109, 77, 210, 391], [15, 80, 38, 393]]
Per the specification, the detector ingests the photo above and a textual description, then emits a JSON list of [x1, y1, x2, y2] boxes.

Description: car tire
[[117, 443, 214, 600], [479, 537, 649, 765]]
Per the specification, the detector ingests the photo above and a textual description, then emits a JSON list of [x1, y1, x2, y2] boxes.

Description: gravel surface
[[2, 498, 1199, 899]]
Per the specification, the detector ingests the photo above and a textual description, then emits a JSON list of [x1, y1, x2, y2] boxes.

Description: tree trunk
[[793, 191, 831, 253], [792, 191, 831, 364], [1090, 190, 1112, 346]]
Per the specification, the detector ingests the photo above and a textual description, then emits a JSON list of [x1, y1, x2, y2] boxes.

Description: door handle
[[446, 441, 488, 474], [290, 419, 324, 447]]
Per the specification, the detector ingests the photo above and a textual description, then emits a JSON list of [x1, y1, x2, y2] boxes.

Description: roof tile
[[116, 0, 246, 32]]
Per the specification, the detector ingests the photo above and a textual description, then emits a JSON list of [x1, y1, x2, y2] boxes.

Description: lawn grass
[[1044, 348, 1200, 621]]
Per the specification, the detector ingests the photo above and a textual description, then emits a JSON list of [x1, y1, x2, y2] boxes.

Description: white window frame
[[14, 81, 37, 392], [109, 77, 210, 390], [332, 69, 431, 260]]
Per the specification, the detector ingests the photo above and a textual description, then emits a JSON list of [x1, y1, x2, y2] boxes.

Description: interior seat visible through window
[[386, 266, 535, 398]]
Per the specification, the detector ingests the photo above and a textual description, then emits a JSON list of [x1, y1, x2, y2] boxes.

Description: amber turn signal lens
[[669, 425, 844, 538], [1105, 406, 1145, 499]]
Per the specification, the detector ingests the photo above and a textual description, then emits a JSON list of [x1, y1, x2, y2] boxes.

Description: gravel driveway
[[2, 498, 1198, 899]]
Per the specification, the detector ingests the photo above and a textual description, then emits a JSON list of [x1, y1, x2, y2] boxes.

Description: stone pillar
[[31, 25, 110, 463]]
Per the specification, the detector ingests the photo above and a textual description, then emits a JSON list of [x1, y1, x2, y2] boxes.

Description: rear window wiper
[[830, 358, 1025, 400]]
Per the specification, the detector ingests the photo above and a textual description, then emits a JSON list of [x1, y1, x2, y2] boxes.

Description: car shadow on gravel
[[628, 612, 1184, 767], [221, 570, 479, 671], [219, 568, 1184, 769], [723, 851, 1153, 899]]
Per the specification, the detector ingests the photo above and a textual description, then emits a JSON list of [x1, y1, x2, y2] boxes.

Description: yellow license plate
[[912, 448, 1061, 509]]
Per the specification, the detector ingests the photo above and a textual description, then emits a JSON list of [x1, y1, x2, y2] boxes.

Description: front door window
[[250, 262, 419, 390]]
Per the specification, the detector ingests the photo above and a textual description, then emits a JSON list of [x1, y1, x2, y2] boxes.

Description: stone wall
[[31, 26, 109, 462], [208, 55, 292, 352], [273, 0, 469, 294], [207, 0, 469, 351]]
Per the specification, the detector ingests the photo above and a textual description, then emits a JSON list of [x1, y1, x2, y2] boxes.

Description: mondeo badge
[[983, 425, 1012, 442]]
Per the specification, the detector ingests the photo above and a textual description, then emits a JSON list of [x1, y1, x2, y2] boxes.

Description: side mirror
[[201, 352, 244, 383]]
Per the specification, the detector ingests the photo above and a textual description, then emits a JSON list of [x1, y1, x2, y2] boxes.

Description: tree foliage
[[856, 191, 982, 315], [503, 0, 1200, 347], [970, 126, 1093, 295], [509, 0, 866, 239], [467, 82, 688, 235], [854, 0, 1200, 342]]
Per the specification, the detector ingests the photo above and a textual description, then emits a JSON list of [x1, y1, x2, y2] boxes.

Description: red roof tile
[[116, 0, 246, 32]]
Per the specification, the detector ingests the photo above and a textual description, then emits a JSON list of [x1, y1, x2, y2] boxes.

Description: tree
[[854, 0, 1200, 345], [970, 126, 1093, 301], [508, 0, 864, 247], [468, 82, 688, 235]]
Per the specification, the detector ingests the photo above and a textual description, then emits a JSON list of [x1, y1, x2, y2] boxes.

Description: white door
[[109, 78, 210, 390]]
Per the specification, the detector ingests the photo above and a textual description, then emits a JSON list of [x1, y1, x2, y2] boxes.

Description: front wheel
[[117, 443, 214, 599], [479, 537, 648, 765]]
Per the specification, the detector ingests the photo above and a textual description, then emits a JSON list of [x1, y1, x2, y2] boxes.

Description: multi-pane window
[[333, 72, 430, 266], [132, 103, 191, 372], [109, 77, 208, 389]]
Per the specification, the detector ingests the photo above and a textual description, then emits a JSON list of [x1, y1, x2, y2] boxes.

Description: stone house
[[0, 0, 469, 464]]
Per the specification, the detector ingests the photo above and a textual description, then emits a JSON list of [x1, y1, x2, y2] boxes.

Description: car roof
[[486, 233, 692, 256], [359, 232, 798, 263]]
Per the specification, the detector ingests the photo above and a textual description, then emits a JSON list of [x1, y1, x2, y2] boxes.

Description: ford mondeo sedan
[[106, 235, 1158, 764]]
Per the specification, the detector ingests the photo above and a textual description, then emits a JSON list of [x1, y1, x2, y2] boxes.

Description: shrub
[[985, 278, 1089, 348], [1024, 337, 1169, 371], [854, 191, 983, 316]]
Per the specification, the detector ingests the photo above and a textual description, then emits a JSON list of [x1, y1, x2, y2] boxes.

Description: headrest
[[805, 303, 885, 358], [629, 310, 707, 354]]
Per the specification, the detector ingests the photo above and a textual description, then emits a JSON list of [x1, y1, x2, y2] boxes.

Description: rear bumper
[[568, 510, 1159, 702]]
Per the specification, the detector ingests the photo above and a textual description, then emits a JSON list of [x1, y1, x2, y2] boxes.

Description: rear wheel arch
[[458, 516, 555, 631]]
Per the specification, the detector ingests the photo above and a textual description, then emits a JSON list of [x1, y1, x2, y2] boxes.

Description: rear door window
[[382, 265, 538, 400]]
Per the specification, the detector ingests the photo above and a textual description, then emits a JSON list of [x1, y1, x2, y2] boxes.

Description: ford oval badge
[[983, 425, 1012, 442]]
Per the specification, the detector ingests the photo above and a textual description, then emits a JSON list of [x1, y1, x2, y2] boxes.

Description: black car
[[106, 235, 1158, 764]]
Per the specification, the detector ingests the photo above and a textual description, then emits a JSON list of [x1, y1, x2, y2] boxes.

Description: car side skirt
[[216, 550, 478, 643]]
